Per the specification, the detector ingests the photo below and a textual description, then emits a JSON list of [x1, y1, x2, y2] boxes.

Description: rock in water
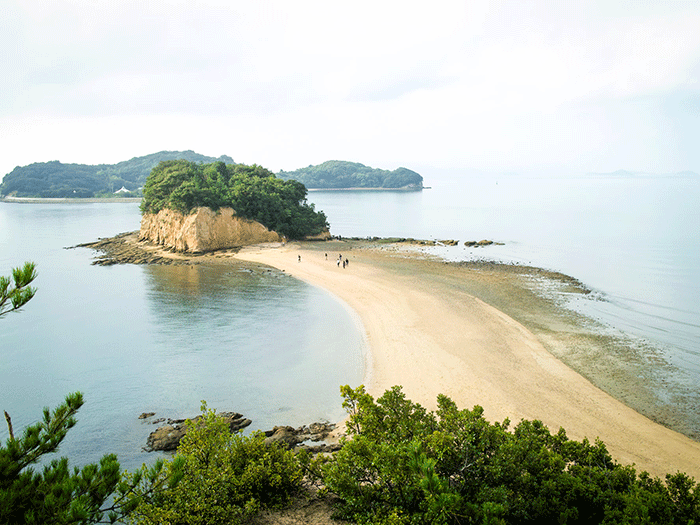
[[144, 412, 252, 452]]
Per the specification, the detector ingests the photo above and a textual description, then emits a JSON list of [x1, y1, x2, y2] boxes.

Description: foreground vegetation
[[319, 386, 700, 524], [0, 150, 233, 198], [141, 159, 328, 239], [3, 387, 698, 524], [277, 160, 424, 189]]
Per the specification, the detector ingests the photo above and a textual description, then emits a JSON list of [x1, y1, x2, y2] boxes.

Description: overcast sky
[[2, 0, 699, 180]]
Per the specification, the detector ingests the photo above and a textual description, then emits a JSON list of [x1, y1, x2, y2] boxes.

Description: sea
[[1, 172, 698, 471]]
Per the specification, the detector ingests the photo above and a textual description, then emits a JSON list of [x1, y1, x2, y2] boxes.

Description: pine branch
[[4, 410, 13, 440]]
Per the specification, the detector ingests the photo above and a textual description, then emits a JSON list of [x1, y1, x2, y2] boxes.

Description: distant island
[[277, 160, 423, 190], [1, 155, 425, 198], [0, 151, 234, 198], [587, 169, 699, 178]]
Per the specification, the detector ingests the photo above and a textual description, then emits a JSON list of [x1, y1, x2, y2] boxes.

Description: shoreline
[[79, 234, 700, 480], [234, 241, 700, 480], [1, 196, 142, 203]]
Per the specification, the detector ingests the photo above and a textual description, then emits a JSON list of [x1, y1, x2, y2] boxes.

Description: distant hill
[[277, 160, 423, 190], [587, 169, 699, 178], [0, 150, 234, 198]]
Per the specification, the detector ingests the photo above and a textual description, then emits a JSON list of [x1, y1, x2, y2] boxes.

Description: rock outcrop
[[140, 207, 281, 253], [142, 412, 339, 454], [144, 412, 252, 452]]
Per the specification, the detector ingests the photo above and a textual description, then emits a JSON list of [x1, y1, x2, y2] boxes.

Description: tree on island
[[140, 160, 329, 239], [277, 160, 424, 189], [0, 150, 235, 198]]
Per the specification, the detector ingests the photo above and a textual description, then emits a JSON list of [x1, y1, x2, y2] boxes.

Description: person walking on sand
[[298, 255, 301, 262]]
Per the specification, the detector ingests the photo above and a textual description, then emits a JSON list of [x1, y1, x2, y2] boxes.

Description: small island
[[138, 159, 329, 252], [277, 160, 423, 190]]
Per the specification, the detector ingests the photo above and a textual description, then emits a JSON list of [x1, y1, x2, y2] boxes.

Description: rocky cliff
[[139, 207, 281, 252]]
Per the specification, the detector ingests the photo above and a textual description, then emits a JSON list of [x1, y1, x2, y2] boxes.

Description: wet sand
[[235, 240, 700, 480]]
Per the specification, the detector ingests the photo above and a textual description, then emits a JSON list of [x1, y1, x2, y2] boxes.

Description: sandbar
[[235, 240, 700, 481]]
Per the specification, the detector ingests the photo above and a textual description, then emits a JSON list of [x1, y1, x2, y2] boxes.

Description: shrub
[[124, 403, 304, 525], [321, 385, 700, 525]]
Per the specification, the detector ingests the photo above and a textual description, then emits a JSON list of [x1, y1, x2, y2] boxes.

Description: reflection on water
[[141, 261, 364, 431]]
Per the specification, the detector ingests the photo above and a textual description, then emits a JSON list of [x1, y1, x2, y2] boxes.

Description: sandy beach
[[234, 240, 700, 481]]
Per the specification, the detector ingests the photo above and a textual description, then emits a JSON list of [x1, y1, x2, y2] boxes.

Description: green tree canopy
[[277, 160, 424, 189], [0, 151, 233, 198], [140, 160, 329, 239], [319, 385, 700, 524]]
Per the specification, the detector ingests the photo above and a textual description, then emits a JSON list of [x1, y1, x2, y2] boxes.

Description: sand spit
[[79, 233, 700, 480]]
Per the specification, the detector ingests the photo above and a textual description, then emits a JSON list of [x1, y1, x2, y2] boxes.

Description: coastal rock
[[264, 426, 300, 449], [263, 422, 336, 450], [464, 239, 502, 247], [303, 229, 332, 241], [139, 207, 280, 253], [146, 424, 185, 452], [144, 411, 252, 452]]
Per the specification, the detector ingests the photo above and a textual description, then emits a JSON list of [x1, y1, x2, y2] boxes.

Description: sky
[[2, 0, 699, 181]]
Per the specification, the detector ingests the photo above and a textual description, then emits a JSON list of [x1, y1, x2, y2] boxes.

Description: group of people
[[323, 252, 349, 269]]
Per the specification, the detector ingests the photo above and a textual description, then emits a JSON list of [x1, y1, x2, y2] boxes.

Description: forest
[[140, 160, 328, 240], [277, 160, 424, 189], [0, 151, 233, 198]]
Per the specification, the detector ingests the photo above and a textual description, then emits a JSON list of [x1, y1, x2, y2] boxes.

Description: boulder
[[144, 411, 252, 452], [264, 426, 301, 449], [263, 422, 337, 450], [146, 424, 186, 452]]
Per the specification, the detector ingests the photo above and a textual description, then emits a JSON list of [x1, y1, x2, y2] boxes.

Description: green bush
[[321, 385, 700, 525], [124, 403, 304, 525]]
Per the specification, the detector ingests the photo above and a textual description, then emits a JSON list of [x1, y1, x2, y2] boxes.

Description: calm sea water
[[0, 202, 364, 470], [1, 172, 698, 470]]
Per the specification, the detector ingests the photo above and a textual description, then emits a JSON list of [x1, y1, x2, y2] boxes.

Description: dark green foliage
[[0, 392, 177, 525], [140, 160, 329, 239], [124, 403, 304, 525], [321, 385, 700, 524], [278, 160, 424, 189], [0, 262, 37, 318], [0, 151, 233, 198]]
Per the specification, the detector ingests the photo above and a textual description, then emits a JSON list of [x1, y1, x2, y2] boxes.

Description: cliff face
[[139, 207, 280, 252]]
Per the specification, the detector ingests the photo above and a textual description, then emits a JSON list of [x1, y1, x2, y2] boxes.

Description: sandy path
[[236, 242, 700, 480]]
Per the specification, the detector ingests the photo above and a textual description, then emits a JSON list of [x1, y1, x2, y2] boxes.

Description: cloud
[[1, 0, 699, 179]]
